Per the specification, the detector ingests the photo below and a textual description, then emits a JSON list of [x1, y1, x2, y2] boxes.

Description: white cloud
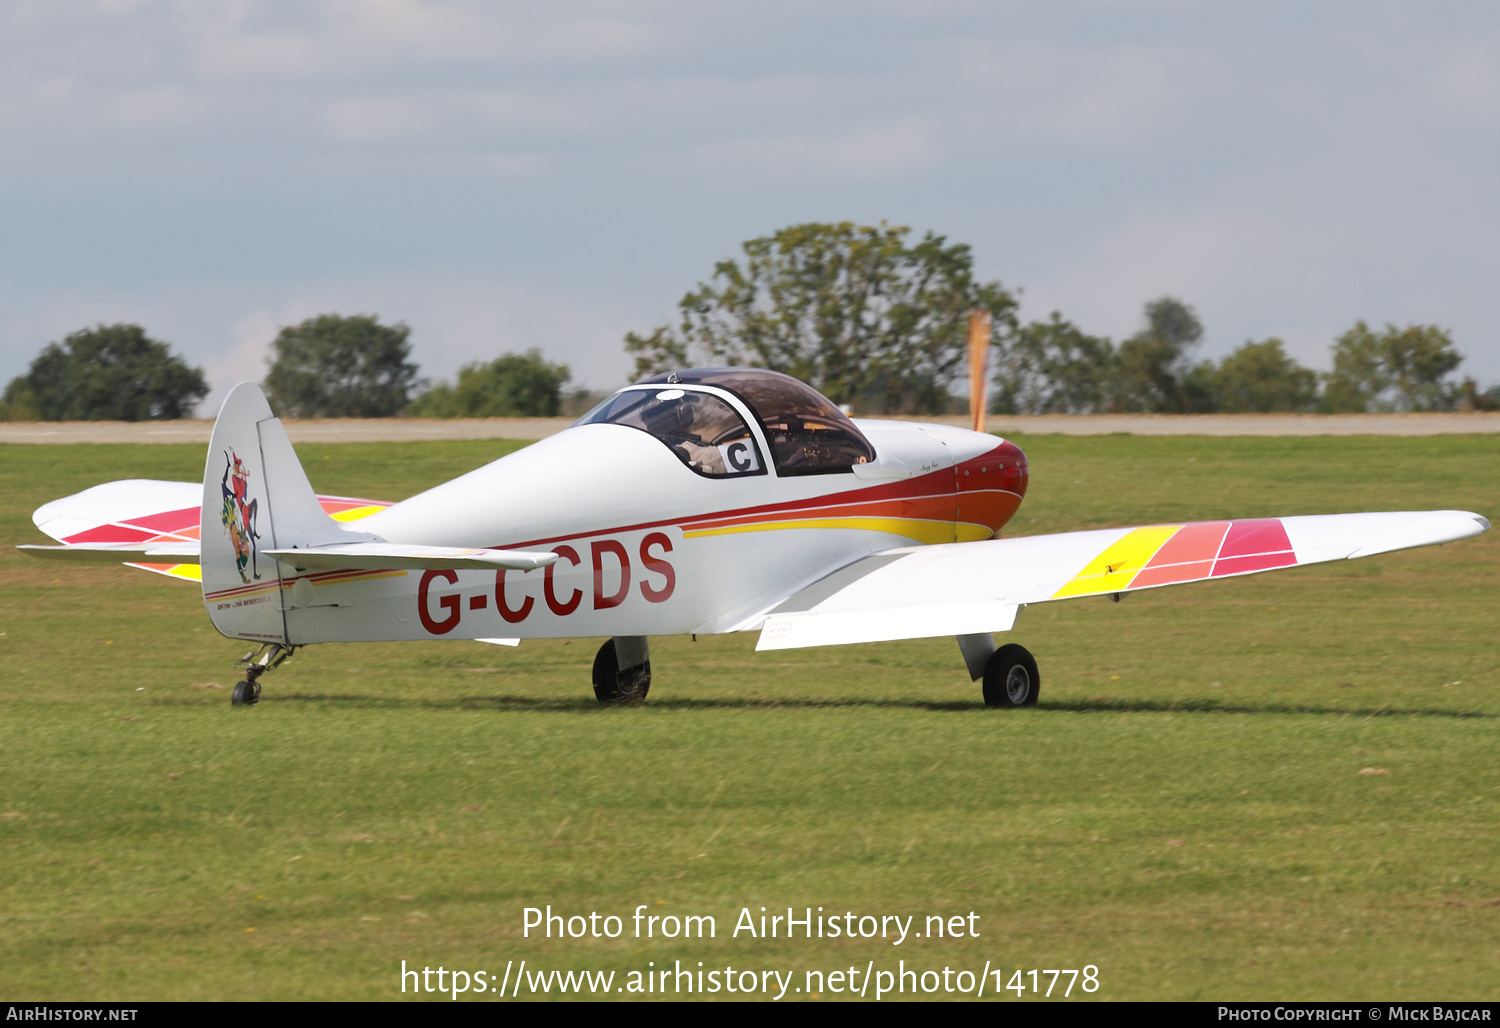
[[200, 309, 279, 410], [182, 274, 639, 414], [2, 2, 1499, 394], [103, 85, 203, 130], [1020, 207, 1340, 363], [184, 2, 655, 81], [325, 96, 424, 142], [956, 38, 1199, 147], [693, 121, 937, 180], [1424, 41, 1500, 126]]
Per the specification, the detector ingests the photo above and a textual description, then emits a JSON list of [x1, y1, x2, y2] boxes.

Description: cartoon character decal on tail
[[221, 450, 261, 583]]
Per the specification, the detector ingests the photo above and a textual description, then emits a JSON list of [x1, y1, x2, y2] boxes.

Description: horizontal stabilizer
[[263, 542, 560, 572], [22, 476, 394, 580], [19, 543, 200, 563]]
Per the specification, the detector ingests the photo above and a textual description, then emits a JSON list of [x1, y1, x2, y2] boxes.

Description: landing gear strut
[[230, 642, 295, 707], [982, 643, 1040, 708], [592, 637, 651, 704]]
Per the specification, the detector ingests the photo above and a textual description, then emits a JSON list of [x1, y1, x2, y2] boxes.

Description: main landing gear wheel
[[982, 644, 1040, 708], [231, 679, 261, 707], [592, 639, 651, 704]]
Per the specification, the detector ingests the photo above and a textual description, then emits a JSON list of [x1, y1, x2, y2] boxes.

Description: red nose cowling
[[955, 439, 1028, 539]]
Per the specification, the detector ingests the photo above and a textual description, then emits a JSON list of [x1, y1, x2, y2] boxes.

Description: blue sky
[[3, 1, 1498, 411]]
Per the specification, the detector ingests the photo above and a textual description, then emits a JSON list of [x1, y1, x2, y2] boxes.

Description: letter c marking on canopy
[[726, 441, 753, 473]]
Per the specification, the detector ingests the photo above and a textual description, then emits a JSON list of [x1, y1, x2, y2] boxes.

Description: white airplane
[[19, 368, 1489, 708]]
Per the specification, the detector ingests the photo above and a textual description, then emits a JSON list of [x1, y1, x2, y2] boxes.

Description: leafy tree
[[263, 314, 419, 418], [562, 387, 611, 418], [991, 312, 1116, 414], [624, 325, 687, 380], [1113, 297, 1208, 412], [1210, 338, 1318, 413], [992, 297, 1217, 415], [409, 350, 572, 418], [1458, 378, 1500, 412], [624, 222, 1018, 414], [1, 324, 207, 421], [1378, 324, 1464, 411], [1322, 322, 1463, 412], [1321, 322, 1386, 413], [0, 381, 39, 421]]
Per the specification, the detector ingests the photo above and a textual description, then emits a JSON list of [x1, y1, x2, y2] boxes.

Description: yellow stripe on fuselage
[[684, 516, 995, 544], [955, 522, 994, 542], [1052, 524, 1182, 598], [685, 517, 957, 545]]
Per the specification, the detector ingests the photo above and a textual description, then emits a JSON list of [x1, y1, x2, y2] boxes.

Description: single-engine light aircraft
[[20, 368, 1489, 707]]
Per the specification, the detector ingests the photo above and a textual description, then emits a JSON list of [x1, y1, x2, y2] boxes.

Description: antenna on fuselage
[[967, 309, 991, 435]]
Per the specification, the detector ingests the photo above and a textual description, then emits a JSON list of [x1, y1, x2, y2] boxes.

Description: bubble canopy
[[579, 368, 877, 477]]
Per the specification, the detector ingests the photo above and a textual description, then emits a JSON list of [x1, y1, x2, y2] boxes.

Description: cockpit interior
[[577, 368, 877, 478]]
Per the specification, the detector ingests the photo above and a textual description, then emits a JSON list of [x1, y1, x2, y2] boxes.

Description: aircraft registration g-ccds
[[20, 367, 1490, 708]]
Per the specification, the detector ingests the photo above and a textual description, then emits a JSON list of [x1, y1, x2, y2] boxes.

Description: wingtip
[[1477, 515, 1491, 533]]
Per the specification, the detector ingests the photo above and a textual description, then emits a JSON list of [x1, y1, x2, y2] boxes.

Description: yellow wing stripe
[[329, 505, 388, 522], [1052, 524, 1183, 598], [124, 562, 203, 582]]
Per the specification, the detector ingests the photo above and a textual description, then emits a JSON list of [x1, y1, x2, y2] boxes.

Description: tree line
[[0, 315, 585, 422], [626, 222, 1498, 416], [4, 220, 1496, 422], [994, 300, 1480, 415]]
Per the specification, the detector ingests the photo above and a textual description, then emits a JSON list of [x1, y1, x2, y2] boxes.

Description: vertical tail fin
[[200, 383, 369, 642]]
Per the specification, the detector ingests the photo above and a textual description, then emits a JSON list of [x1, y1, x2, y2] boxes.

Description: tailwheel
[[982, 643, 1040, 708], [592, 637, 651, 704], [228, 642, 293, 707]]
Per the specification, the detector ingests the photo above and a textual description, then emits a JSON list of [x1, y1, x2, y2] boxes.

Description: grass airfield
[[0, 434, 1496, 1001]]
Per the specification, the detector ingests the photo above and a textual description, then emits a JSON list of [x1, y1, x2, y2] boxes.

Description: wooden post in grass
[[967, 309, 991, 434]]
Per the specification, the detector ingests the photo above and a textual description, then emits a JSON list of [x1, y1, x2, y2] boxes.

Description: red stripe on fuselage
[[494, 442, 1024, 549]]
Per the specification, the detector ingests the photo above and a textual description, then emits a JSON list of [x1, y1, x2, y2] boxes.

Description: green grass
[[0, 435, 1496, 1001]]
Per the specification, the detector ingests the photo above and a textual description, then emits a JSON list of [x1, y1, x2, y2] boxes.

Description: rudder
[[200, 383, 369, 643]]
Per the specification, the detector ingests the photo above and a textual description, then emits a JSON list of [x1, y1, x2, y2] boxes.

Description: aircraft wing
[[756, 510, 1490, 650], [23, 478, 392, 582]]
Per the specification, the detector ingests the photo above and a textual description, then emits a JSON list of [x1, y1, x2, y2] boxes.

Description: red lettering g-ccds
[[495, 568, 534, 624], [418, 570, 461, 634], [591, 539, 631, 609], [638, 532, 675, 602], [545, 544, 582, 616]]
